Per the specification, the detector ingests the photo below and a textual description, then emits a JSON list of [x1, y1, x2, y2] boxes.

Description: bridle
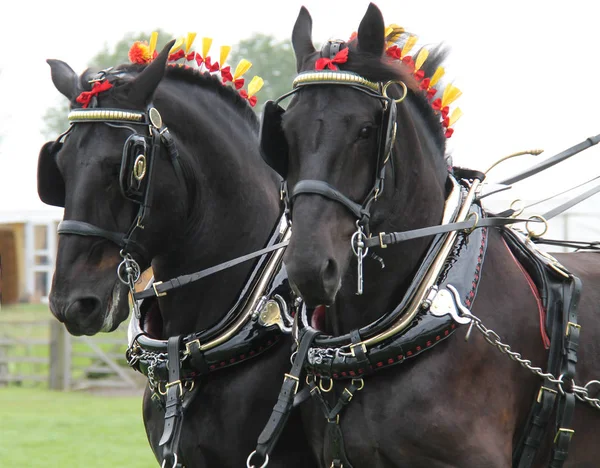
[[37, 75, 187, 307], [260, 64, 407, 293]]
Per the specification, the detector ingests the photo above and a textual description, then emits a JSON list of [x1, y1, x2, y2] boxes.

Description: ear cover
[[37, 141, 66, 207], [259, 100, 289, 177]]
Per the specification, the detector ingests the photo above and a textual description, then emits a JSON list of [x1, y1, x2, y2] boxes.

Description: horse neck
[[330, 99, 448, 335], [150, 85, 282, 336]]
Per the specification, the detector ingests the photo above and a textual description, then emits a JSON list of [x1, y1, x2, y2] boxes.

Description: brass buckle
[[565, 322, 581, 337], [284, 373, 299, 394], [165, 379, 183, 397], [350, 342, 367, 357], [319, 377, 334, 393], [379, 232, 387, 249], [352, 378, 365, 391], [536, 386, 558, 403], [343, 387, 354, 402], [152, 281, 167, 297], [185, 339, 201, 355], [553, 428, 574, 444]]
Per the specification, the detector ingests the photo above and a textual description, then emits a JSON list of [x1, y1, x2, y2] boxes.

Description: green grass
[[0, 387, 157, 467]]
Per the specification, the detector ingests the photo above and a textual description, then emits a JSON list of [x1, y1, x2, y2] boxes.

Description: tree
[[229, 34, 298, 109], [42, 30, 172, 138]]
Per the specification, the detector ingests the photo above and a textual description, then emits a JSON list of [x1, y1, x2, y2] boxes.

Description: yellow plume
[[220, 45, 231, 66], [233, 59, 252, 79], [429, 66, 445, 88], [385, 23, 405, 45], [170, 37, 185, 53], [447, 108, 463, 127], [441, 84, 462, 107], [247, 76, 264, 97], [414, 49, 429, 71], [202, 37, 212, 58], [149, 32, 158, 56], [401, 35, 418, 57], [185, 32, 197, 54]]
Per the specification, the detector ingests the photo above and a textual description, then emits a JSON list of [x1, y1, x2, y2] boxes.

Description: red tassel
[[431, 98, 443, 111], [195, 53, 204, 66], [442, 117, 450, 128], [233, 78, 244, 89], [441, 106, 450, 119], [414, 69, 425, 81], [386, 45, 402, 60], [427, 88, 437, 100], [401, 56, 415, 71], [239, 89, 257, 107], [75, 80, 113, 108], [204, 57, 220, 72], [221, 66, 233, 83], [420, 78, 431, 90], [186, 51, 196, 61], [168, 49, 185, 61], [445, 128, 454, 138], [315, 48, 349, 71]]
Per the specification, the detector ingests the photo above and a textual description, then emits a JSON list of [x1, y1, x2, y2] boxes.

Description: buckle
[[536, 386, 558, 403], [553, 428, 574, 444], [165, 379, 183, 397], [350, 342, 367, 357], [184, 339, 201, 355], [565, 321, 581, 337], [152, 281, 167, 297], [379, 232, 387, 248], [284, 373, 299, 394]]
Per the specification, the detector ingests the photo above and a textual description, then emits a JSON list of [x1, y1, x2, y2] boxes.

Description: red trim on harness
[[501, 237, 550, 349]]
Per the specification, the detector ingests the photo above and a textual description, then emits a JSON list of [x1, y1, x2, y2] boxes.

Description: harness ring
[[382, 81, 408, 103]]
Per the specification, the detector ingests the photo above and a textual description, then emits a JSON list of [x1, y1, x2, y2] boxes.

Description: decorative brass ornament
[[149, 107, 162, 128], [258, 300, 283, 328], [133, 155, 147, 181]]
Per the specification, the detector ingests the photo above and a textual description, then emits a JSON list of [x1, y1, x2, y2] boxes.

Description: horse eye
[[358, 126, 372, 139]]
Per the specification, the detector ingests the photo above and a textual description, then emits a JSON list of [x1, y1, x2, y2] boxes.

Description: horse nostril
[[320, 258, 339, 289], [65, 297, 101, 322]]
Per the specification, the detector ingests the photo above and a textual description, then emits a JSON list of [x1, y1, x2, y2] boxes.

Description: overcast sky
[[1, 0, 598, 217]]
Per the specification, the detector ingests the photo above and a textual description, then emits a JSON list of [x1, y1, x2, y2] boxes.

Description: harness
[[249, 43, 600, 467]]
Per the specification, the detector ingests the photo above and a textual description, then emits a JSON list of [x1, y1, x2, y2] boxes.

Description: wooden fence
[[0, 318, 145, 391]]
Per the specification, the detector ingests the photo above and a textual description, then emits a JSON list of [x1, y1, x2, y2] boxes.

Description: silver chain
[[460, 308, 600, 410]]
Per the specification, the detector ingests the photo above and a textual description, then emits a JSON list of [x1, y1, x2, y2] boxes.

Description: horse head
[[38, 41, 194, 335], [264, 4, 450, 328]]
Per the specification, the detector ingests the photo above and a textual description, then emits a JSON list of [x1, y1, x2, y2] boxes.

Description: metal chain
[[127, 346, 167, 391], [460, 308, 600, 411]]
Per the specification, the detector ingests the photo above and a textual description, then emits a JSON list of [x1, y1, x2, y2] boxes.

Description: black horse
[[259, 4, 600, 467], [38, 42, 316, 467]]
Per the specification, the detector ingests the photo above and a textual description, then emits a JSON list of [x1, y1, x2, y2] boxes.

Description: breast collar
[[125, 216, 297, 386], [296, 175, 490, 379]]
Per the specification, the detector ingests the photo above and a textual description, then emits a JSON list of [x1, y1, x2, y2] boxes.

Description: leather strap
[[134, 240, 290, 300], [160, 336, 184, 464], [364, 216, 540, 249], [253, 328, 321, 462], [291, 180, 369, 221]]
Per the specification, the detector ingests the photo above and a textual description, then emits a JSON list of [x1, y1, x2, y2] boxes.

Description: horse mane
[[108, 63, 260, 132], [341, 39, 449, 153]]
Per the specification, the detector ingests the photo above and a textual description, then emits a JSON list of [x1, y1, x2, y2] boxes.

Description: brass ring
[[509, 199, 524, 218], [526, 215, 548, 239], [352, 378, 365, 391], [382, 81, 408, 103], [463, 211, 479, 235], [157, 381, 167, 396], [319, 377, 334, 393]]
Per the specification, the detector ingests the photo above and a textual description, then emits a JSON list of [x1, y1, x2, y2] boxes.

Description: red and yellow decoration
[[126, 31, 265, 108], [383, 25, 462, 138]]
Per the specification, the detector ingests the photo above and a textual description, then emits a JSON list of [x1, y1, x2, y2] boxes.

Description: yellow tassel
[[429, 66, 445, 88], [233, 59, 252, 79], [441, 84, 462, 107], [447, 108, 463, 127], [202, 37, 212, 59], [247, 76, 264, 97], [149, 32, 158, 57], [414, 49, 429, 71], [385, 23, 405, 45], [401, 35, 418, 58], [220, 45, 231, 66], [185, 32, 197, 54], [170, 37, 185, 53]]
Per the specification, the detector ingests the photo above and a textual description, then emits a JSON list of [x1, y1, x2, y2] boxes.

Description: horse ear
[[125, 39, 176, 107], [292, 6, 316, 72], [47, 59, 80, 101], [357, 3, 386, 56]]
